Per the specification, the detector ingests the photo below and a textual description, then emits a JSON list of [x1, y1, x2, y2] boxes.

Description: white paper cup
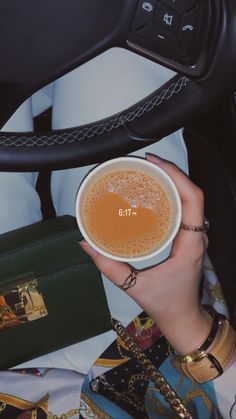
[[76, 157, 182, 262]]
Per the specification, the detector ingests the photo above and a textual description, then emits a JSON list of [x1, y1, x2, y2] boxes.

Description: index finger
[[146, 154, 207, 260], [146, 154, 205, 227]]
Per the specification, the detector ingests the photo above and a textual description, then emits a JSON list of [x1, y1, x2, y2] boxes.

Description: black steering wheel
[[0, 0, 236, 171]]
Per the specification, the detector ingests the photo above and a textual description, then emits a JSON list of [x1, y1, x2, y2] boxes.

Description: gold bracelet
[[171, 309, 236, 383], [168, 305, 224, 363]]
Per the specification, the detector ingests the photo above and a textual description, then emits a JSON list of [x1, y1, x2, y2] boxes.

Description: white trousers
[[0, 48, 188, 373], [0, 99, 41, 234]]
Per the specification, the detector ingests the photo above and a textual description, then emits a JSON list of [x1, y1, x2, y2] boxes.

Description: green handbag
[[0, 216, 111, 369]]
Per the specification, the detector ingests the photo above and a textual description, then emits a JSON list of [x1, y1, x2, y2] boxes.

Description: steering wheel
[[0, 0, 236, 171]]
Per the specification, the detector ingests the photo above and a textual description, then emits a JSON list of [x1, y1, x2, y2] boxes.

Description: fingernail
[[79, 240, 98, 258], [145, 153, 163, 164]]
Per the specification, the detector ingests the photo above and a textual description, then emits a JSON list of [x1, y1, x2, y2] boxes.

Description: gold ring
[[180, 218, 210, 233], [119, 266, 138, 291]]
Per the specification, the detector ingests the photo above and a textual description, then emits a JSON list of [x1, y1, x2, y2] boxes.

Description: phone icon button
[[182, 24, 194, 31]]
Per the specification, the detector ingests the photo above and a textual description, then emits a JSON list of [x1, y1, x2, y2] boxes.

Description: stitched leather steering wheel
[[0, 0, 236, 171]]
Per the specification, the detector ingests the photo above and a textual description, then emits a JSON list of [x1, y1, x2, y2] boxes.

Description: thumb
[[79, 240, 133, 289]]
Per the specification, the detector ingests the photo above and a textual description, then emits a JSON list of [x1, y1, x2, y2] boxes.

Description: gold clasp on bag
[[0, 279, 48, 330]]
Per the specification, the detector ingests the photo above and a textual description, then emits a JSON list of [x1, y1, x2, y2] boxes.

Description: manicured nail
[[145, 153, 163, 164], [79, 240, 98, 258]]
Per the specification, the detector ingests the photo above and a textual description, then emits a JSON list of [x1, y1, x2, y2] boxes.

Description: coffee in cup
[[76, 157, 182, 262]]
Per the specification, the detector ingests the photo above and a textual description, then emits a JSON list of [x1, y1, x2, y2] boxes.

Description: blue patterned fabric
[[145, 358, 221, 419]]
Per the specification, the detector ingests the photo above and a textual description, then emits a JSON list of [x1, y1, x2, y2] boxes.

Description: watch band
[[173, 318, 236, 383], [169, 305, 221, 363]]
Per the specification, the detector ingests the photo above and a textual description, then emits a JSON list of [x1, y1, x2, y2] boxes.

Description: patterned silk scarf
[[0, 255, 234, 419]]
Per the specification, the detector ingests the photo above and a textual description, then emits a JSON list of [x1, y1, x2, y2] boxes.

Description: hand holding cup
[[80, 154, 211, 355]]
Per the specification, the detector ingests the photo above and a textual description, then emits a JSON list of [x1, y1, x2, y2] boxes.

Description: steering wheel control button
[[131, 0, 157, 31], [180, 7, 199, 55], [162, 0, 197, 14], [137, 24, 181, 55], [129, 0, 209, 77], [154, 3, 181, 33]]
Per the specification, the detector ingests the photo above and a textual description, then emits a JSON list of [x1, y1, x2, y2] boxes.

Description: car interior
[[0, 0, 236, 370]]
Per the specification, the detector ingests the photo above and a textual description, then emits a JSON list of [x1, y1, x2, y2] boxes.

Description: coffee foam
[[82, 169, 171, 257]]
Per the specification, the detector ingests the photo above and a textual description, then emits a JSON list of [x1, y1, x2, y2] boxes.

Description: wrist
[[153, 305, 213, 355]]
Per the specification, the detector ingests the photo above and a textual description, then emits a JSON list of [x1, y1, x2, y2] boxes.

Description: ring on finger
[[119, 265, 138, 291], [180, 217, 210, 233]]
